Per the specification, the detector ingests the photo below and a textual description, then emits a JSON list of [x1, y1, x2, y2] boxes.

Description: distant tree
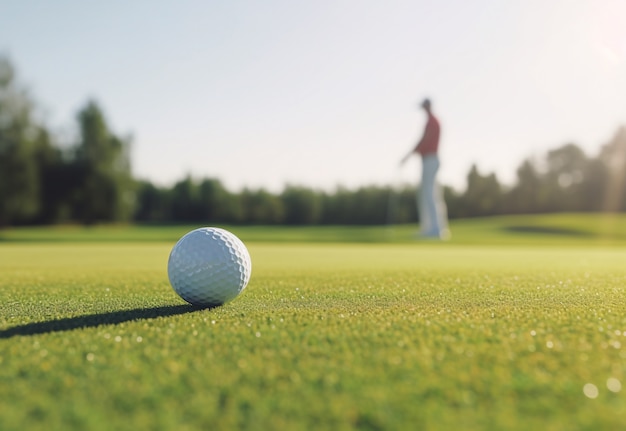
[[349, 186, 390, 224], [0, 56, 44, 225], [169, 176, 200, 222], [579, 157, 608, 212], [240, 188, 284, 224], [598, 126, 626, 212], [197, 178, 239, 222], [393, 186, 419, 224], [504, 159, 546, 214], [442, 185, 462, 220], [280, 185, 322, 225], [71, 101, 134, 224], [320, 187, 353, 224], [31, 127, 68, 223], [542, 143, 588, 212], [134, 181, 170, 222], [458, 164, 503, 217]]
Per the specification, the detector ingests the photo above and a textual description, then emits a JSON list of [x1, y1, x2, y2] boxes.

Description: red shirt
[[416, 112, 440, 156]]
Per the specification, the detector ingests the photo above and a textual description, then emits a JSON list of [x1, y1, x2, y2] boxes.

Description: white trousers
[[419, 154, 448, 237]]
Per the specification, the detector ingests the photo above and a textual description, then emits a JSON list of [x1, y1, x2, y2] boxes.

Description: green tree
[[505, 159, 547, 214], [598, 126, 626, 212], [0, 56, 43, 225], [240, 188, 284, 224], [459, 165, 503, 217], [442, 185, 462, 220], [579, 158, 608, 212], [197, 178, 240, 222], [134, 181, 170, 222], [31, 127, 67, 223], [71, 101, 134, 224], [280, 185, 322, 225], [355, 186, 389, 224], [169, 176, 200, 222], [320, 187, 353, 224], [543, 143, 588, 212]]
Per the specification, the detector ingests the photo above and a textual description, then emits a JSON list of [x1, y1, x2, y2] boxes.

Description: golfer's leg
[[435, 181, 449, 236], [419, 164, 432, 234], [422, 156, 440, 236]]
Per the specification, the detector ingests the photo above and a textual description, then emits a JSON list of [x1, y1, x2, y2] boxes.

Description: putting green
[[1, 234, 625, 430]]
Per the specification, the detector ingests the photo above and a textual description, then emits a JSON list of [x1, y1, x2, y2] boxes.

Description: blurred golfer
[[400, 98, 449, 239]]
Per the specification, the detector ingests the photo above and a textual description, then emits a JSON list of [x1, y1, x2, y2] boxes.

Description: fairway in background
[[1, 213, 626, 246]]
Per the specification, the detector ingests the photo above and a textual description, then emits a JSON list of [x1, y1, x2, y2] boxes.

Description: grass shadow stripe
[[503, 225, 594, 237], [0, 304, 208, 339]]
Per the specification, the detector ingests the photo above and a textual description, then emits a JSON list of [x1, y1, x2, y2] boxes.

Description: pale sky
[[1, 0, 625, 192]]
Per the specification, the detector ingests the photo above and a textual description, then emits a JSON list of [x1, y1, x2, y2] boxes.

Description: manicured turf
[[1, 215, 626, 430], [2, 213, 626, 245]]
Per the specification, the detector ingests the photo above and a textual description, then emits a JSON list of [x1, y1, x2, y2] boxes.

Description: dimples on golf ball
[[168, 227, 252, 307]]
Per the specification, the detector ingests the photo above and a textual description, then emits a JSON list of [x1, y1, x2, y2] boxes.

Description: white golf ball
[[167, 227, 252, 307]]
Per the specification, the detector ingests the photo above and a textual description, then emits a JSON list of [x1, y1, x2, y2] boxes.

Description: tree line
[[1, 56, 625, 226]]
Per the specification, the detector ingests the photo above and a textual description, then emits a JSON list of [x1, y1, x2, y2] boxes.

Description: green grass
[[2, 213, 626, 245], [1, 214, 626, 430]]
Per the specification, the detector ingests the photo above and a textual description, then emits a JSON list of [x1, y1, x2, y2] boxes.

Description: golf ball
[[167, 227, 252, 307]]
